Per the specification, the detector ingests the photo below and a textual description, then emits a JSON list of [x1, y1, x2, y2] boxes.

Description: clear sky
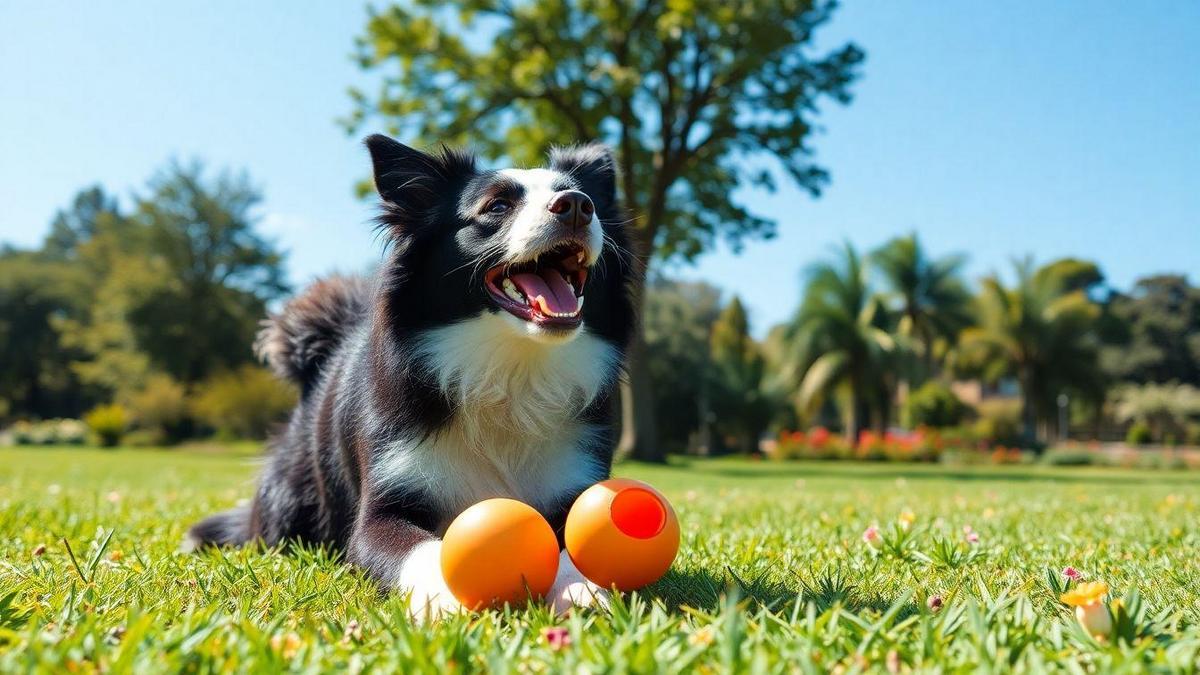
[[2, 2, 1197, 337]]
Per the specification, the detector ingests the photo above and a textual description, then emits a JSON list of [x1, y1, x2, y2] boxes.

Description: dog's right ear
[[364, 134, 476, 226]]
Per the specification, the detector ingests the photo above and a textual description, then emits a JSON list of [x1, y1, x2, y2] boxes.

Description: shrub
[[85, 404, 129, 447], [1126, 421, 1152, 446], [127, 373, 191, 443], [52, 419, 88, 445], [1041, 448, 1102, 467], [972, 399, 1023, 447], [191, 365, 297, 440], [1187, 424, 1200, 446], [6, 419, 89, 446], [904, 381, 970, 428]]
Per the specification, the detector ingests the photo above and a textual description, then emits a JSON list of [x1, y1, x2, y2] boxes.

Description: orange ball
[[564, 478, 680, 591], [440, 498, 559, 610]]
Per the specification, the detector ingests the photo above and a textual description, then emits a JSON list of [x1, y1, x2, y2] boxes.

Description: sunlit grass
[[2, 447, 1198, 671]]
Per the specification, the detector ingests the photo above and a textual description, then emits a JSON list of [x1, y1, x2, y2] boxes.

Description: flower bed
[[772, 427, 1024, 464]]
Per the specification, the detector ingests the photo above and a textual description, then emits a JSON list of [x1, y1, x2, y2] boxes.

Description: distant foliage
[[709, 297, 774, 454], [643, 278, 724, 454], [84, 404, 128, 447], [971, 400, 1024, 449], [1110, 382, 1200, 444], [191, 366, 296, 440], [1101, 275, 1200, 386], [126, 374, 191, 444], [1126, 422, 1152, 446], [5, 419, 88, 446], [904, 381, 969, 428]]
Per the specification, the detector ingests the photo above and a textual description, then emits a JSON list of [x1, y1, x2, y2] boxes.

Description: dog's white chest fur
[[372, 312, 618, 523]]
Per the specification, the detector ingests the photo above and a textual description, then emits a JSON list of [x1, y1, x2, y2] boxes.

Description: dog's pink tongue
[[511, 269, 579, 314]]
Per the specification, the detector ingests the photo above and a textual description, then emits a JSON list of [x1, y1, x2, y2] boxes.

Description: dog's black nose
[[547, 190, 594, 228]]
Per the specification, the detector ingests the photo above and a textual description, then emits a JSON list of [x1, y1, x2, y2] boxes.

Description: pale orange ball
[[564, 478, 680, 591], [440, 498, 560, 610]]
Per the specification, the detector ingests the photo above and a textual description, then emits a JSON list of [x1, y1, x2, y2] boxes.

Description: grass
[[2, 447, 1199, 672]]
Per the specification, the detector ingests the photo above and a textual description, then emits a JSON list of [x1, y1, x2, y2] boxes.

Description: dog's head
[[366, 134, 633, 349]]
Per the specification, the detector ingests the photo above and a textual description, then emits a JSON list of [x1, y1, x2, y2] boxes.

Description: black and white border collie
[[185, 135, 636, 617]]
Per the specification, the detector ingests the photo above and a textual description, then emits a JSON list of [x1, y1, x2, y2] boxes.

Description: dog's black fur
[[187, 135, 635, 598]]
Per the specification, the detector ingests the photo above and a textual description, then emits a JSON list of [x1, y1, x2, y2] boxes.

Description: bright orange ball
[[564, 478, 680, 591], [440, 498, 560, 610]]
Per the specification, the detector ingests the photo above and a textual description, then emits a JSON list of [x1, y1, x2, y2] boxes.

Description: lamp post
[[1057, 393, 1069, 443]]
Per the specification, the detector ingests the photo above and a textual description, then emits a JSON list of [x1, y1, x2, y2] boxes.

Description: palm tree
[[871, 233, 971, 384], [958, 258, 1102, 447], [785, 243, 896, 441]]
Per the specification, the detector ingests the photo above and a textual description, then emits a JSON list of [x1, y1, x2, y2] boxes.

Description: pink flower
[[541, 626, 571, 651], [966, 531, 980, 544], [926, 595, 944, 613], [862, 525, 882, 550], [1062, 566, 1082, 581]]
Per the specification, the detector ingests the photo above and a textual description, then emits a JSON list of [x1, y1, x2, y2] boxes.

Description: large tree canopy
[[1101, 275, 1200, 386], [347, 0, 863, 459], [348, 0, 862, 261]]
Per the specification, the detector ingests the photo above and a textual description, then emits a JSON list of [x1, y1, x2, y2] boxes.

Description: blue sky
[[2, 2, 1197, 337]]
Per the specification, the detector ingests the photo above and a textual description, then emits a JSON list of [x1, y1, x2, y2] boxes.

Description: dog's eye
[[485, 199, 512, 215]]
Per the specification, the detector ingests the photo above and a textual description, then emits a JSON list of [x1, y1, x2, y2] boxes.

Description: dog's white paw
[[548, 550, 611, 615], [397, 540, 461, 621]]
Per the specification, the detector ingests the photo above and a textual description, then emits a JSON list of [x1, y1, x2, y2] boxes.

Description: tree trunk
[[614, 176, 665, 462], [846, 386, 867, 445], [1018, 366, 1038, 450], [617, 331, 663, 462]]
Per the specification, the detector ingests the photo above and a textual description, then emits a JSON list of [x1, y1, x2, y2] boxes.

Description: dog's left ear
[[549, 144, 617, 215]]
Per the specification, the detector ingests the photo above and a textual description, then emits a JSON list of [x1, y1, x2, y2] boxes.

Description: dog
[[185, 134, 636, 617]]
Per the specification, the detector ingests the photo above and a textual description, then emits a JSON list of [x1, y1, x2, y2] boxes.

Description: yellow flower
[[1060, 581, 1108, 607], [688, 625, 715, 647], [270, 632, 302, 660], [1060, 581, 1112, 639], [897, 510, 916, 531]]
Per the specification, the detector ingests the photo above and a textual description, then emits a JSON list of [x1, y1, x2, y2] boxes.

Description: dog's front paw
[[397, 540, 461, 621], [548, 550, 611, 615]]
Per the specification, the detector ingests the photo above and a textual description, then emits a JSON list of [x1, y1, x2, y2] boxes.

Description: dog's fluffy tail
[[182, 506, 253, 552], [256, 275, 372, 393]]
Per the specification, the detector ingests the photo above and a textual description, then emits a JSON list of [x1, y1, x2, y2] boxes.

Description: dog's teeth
[[577, 251, 585, 263], [576, 296, 584, 311], [501, 278, 525, 303]]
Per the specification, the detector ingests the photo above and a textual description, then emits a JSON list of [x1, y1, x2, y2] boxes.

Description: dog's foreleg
[[347, 505, 460, 620]]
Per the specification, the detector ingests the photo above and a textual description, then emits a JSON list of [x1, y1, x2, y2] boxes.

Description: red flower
[[809, 427, 831, 448]]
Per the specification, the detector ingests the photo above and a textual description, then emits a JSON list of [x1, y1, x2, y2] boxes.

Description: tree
[[347, 0, 864, 460], [785, 243, 895, 442], [709, 296, 772, 454], [1101, 275, 1200, 386], [0, 251, 90, 420], [871, 233, 970, 384], [958, 258, 1103, 448], [129, 162, 289, 384], [42, 186, 122, 261], [642, 277, 723, 454], [58, 162, 290, 396]]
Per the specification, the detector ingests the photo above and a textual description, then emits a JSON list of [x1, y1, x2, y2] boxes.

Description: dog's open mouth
[[485, 242, 589, 328]]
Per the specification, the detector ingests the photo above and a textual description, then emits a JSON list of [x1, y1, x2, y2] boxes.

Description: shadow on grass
[[682, 462, 1199, 487], [644, 566, 918, 618]]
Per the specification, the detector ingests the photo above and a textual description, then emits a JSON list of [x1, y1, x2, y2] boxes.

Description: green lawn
[[2, 447, 1198, 672]]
